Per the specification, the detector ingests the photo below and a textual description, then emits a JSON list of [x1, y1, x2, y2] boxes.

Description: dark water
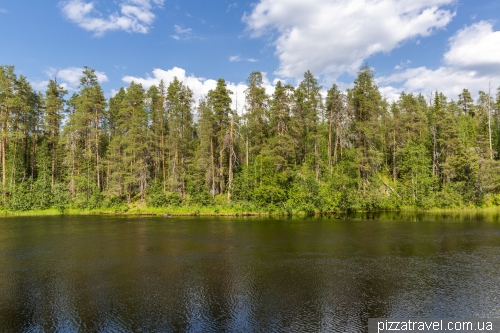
[[1, 213, 500, 332]]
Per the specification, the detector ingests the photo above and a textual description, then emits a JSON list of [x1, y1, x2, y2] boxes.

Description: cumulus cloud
[[31, 67, 108, 92], [444, 21, 500, 75], [244, 0, 456, 78], [122, 67, 276, 113], [31, 80, 52, 92], [59, 0, 164, 36], [378, 21, 500, 100], [58, 67, 108, 86]]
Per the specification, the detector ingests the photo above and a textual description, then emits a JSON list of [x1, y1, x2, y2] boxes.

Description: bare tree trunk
[[314, 134, 319, 181], [173, 146, 178, 192], [432, 127, 438, 176], [161, 130, 166, 193], [339, 122, 343, 160], [70, 134, 76, 197], [328, 106, 333, 175], [95, 109, 100, 189], [488, 80, 493, 159], [51, 150, 56, 190], [2, 107, 7, 200], [393, 129, 397, 183], [228, 119, 233, 202], [210, 138, 215, 198]]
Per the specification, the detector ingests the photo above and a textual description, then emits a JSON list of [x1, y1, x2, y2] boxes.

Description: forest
[[0, 64, 499, 214]]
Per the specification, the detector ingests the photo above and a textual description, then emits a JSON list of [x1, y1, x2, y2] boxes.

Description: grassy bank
[[0, 205, 270, 217], [2, 204, 500, 217]]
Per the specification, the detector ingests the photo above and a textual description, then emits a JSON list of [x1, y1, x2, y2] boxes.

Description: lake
[[1, 213, 499, 332]]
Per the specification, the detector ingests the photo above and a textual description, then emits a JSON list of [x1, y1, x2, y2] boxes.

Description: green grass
[[1, 204, 500, 218]]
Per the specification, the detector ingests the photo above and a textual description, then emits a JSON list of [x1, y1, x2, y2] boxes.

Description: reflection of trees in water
[[1, 214, 500, 331]]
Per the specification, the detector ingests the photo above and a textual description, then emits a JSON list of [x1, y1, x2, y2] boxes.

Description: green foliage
[[146, 183, 183, 208], [431, 187, 463, 208], [253, 185, 286, 208], [287, 167, 323, 215], [146, 184, 168, 208], [31, 178, 52, 210], [8, 182, 34, 211], [2, 64, 500, 214], [52, 183, 71, 213], [398, 141, 435, 207], [103, 196, 127, 211], [165, 192, 183, 207]]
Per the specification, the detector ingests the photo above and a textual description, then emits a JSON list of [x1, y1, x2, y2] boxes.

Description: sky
[[1, 0, 500, 108]]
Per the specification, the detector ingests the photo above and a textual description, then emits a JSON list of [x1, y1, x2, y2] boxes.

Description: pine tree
[[348, 65, 385, 192], [207, 78, 233, 196], [0, 66, 16, 200], [268, 81, 295, 168], [293, 71, 322, 173], [325, 84, 349, 172], [245, 72, 269, 160], [122, 82, 150, 201], [43, 79, 67, 189], [147, 81, 168, 191], [166, 77, 194, 195]]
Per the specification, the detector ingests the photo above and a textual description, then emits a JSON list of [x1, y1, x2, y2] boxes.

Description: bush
[[147, 191, 167, 208], [52, 183, 71, 213], [287, 169, 323, 214], [8, 182, 34, 211], [32, 178, 52, 210], [146, 183, 183, 208], [165, 192, 182, 206], [431, 188, 463, 208], [253, 185, 286, 208]]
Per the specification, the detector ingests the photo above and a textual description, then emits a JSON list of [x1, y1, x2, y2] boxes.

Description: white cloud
[[394, 60, 412, 70], [227, 3, 238, 12], [122, 67, 276, 113], [378, 21, 500, 101], [58, 67, 108, 86], [174, 25, 192, 34], [171, 24, 193, 40], [31, 67, 108, 92], [229, 54, 258, 62], [0, 8, 8, 13], [31, 80, 51, 92], [377, 67, 495, 101], [59, 0, 164, 36], [229, 55, 243, 62], [444, 21, 500, 75], [244, 0, 456, 78]]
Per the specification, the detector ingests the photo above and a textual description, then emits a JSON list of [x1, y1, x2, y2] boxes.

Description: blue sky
[[1, 0, 500, 106]]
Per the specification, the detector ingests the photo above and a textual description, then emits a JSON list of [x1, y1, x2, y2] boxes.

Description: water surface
[[1, 213, 500, 332]]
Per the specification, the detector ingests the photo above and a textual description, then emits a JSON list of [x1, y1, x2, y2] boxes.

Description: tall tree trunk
[[210, 138, 215, 198], [2, 106, 8, 200], [393, 129, 397, 183], [328, 106, 333, 175], [95, 116, 100, 189], [228, 119, 233, 202], [161, 130, 166, 193], [488, 81, 493, 160], [432, 126, 438, 176]]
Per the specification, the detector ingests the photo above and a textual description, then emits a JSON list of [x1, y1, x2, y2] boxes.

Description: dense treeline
[[1, 64, 500, 214]]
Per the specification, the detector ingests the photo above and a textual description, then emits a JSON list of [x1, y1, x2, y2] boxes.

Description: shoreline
[[1, 206, 500, 217]]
